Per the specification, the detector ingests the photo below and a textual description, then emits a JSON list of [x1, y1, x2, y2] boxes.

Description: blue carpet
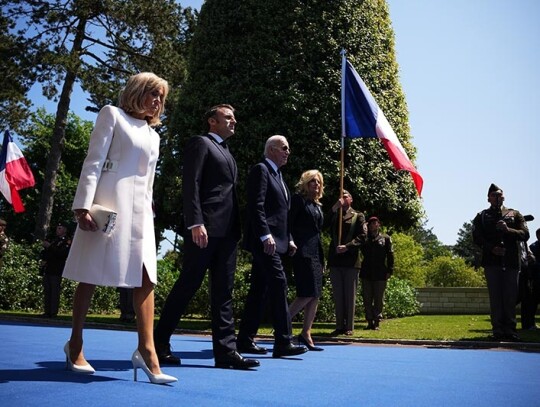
[[1, 320, 539, 406]]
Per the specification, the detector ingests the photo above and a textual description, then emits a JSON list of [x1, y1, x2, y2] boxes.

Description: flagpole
[[338, 49, 347, 245]]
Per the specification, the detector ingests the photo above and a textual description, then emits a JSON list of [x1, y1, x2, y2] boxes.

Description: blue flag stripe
[[344, 61, 379, 138]]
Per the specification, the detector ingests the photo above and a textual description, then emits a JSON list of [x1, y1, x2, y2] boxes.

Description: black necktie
[[277, 169, 287, 199]]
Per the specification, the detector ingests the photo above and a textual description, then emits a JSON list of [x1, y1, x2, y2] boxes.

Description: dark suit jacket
[[182, 134, 240, 240], [289, 193, 324, 263], [243, 160, 290, 254]]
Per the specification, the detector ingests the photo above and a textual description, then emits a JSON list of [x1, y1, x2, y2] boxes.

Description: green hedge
[[1, 242, 420, 321]]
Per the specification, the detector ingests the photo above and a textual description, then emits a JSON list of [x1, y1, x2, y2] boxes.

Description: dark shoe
[[364, 321, 375, 330], [155, 342, 181, 366], [215, 351, 260, 370], [297, 334, 324, 351], [330, 329, 345, 336], [272, 343, 308, 358], [237, 341, 268, 355]]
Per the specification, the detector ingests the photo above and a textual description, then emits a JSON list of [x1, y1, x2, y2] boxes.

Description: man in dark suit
[[237, 135, 307, 358], [154, 104, 259, 369]]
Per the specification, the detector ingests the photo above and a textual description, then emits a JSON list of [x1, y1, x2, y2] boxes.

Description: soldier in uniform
[[527, 228, 540, 330], [472, 183, 529, 341], [41, 222, 72, 318], [358, 216, 394, 330], [328, 190, 367, 336], [0, 218, 8, 272]]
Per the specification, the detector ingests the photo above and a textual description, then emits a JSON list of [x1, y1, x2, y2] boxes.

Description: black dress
[[290, 193, 324, 298]]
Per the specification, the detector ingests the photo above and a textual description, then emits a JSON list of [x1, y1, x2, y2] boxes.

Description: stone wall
[[416, 287, 491, 314]]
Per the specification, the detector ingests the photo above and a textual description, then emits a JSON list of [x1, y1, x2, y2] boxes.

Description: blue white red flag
[[341, 55, 423, 196], [0, 130, 36, 213]]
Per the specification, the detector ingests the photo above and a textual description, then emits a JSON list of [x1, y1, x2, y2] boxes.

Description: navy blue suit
[[238, 160, 293, 346], [155, 134, 240, 358]]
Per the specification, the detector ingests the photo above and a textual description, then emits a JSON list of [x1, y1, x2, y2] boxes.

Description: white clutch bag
[[89, 204, 117, 234]]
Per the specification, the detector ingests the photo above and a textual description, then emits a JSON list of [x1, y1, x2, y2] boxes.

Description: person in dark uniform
[[154, 104, 259, 370], [327, 190, 366, 336], [117, 287, 135, 323], [288, 170, 325, 351], [523, 227, 540, 330], [0, 218, 8, 272], [472, 183, 529, 341], [41, 222, 71, 318], [358, 216, 394, 330]]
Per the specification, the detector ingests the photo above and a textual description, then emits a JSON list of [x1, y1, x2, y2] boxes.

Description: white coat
[[63, 105, 159, 287]]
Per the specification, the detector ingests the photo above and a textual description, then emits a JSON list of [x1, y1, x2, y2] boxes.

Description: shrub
[[391, 232, 427, 287], [0, 241, 122, 314], [425, 255, 486, 287], [1, 242, 420, 321], [0, 241, 42, 311], [382, 277, 420, 318]]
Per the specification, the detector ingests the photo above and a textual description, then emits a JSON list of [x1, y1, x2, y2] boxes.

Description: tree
[[391, 232, 426, 287], [1, 0, 193, 239], [407, 220, 451, 261], [0, 109, 92, 241], [453, 221, 481, 268], [162, 0, 423, 235], [0, 12, 34, 133]]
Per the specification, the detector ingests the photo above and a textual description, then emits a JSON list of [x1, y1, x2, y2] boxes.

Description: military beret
[[367, 216, 380, 224]]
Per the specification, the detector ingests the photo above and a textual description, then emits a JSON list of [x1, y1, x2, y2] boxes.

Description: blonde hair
[[296, 169, 324, 204], [118, 72, 169, 127]]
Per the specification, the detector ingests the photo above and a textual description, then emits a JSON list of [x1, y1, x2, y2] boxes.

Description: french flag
[[0, 130, 35, 213], [342, 56, 423, 196]]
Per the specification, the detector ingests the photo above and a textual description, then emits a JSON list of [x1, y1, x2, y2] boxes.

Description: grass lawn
[[2, 311, 539, 344]]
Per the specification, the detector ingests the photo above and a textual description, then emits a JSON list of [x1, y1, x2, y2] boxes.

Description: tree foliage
[[453, 221, 481, 268], [162, 0, 423, 235], [406, 220, 452, 261], [0, 109, 92, 241], [391, 232, 426, 287], [1, 0, 194, 239], [425, 255, 486, 287], [0, 12, 34, 132]]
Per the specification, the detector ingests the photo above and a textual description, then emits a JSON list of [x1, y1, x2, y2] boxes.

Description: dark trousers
[[238, 249, 292, 346], [517, 269, 539, 329], [154, 236, 238, 358], [118, 287, 135, 319], [329, 266, 359, 331], [43, 274, 62, 316], [484, 266, 519, 335], [361, 279, 387, 323]]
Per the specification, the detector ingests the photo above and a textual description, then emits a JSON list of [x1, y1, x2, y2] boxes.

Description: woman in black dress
[[289, 170, 325, 351]]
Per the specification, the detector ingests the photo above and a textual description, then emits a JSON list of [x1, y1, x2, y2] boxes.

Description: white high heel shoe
[[132, 350, 177, 385], [64, 341, 95, 374]]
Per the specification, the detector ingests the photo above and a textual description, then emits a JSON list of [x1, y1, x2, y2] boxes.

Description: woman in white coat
[[63, 72, 176, 384]]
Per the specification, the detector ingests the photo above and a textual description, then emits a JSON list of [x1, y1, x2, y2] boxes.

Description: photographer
[[41, 222, 71, 318]]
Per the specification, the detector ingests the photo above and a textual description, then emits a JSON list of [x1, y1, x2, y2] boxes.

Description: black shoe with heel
[[297, 334, 324, 351]]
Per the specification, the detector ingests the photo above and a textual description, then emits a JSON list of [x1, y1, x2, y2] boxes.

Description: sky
[[25, 0, 540, 252]]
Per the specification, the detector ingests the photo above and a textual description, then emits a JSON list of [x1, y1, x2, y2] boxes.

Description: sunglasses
[[275, 145, 290, 152]]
